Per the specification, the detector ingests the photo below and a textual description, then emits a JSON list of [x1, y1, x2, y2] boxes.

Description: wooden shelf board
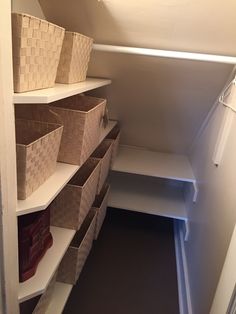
[[18, 227, 75, 303], [16, 120, 117, 216], [108, 172, 187, 220], [45, 282, 73, 314], [14, 78, 111, 104], [112, 145, 196, 183]]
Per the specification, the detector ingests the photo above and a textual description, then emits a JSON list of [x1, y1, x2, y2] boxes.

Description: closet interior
[[1, 1, 236, 314]]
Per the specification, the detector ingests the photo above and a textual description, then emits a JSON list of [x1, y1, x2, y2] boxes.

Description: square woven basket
[[56, 31, 93, 84], [91, 139, 113, 194], [105, 124, 121, 166], [12, 13, 65, 92], [50, 95, 106, 165], [16, 119, 63, 200], [50, 158, 100, 230], [57, 209, 97, 285], [92, 184, 110, 240]]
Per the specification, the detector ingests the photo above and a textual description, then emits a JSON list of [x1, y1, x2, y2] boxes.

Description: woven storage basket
[[50, 95, 106, 165], [105, 124, 121, 166], [91, 139, 113, 194], [20, 271, 57, 314], [57, 209, 96, 285], [50, 158, 100, 230], [12, 13, 65, 93], [56, 32, 93, 84], [16, 119, 63, 200], [92, 184, 110, 240]]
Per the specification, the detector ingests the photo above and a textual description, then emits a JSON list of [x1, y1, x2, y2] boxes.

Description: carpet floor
[[63, 207, 179, 314]]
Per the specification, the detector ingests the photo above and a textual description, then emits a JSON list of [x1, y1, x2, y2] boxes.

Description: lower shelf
[[46, 282, 73, 314], [108, 172, 187, 220]]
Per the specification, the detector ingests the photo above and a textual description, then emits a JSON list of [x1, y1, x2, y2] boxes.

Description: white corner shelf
[[18, 226, 75, 303], [13, 78, 111, 104], [17, 120, 117, 216], [108, 172, 187, 220], [46, 282, 73, 314], [112, 145, 196, 183]]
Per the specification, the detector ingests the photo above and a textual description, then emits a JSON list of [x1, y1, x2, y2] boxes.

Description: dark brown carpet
[[63, 208, 179, 314]]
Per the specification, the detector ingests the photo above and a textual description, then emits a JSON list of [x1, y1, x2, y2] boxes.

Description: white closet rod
[[93, 44, 236, 64]]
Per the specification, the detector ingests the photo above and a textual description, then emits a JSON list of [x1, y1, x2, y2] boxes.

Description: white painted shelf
[[108, 172, 187, 220], [17, 120, 117, 216], [14, 78, 111, 104], [112, 145, 195, 183], [18, 227, 75, 303], [46, 282, 73, 314]]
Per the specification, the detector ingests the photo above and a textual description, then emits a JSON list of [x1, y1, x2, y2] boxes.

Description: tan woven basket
[[92, 184, 110, 240], [56, 31, 93, 84], [57, 209, 96, 285], [50, 158, 100, 230], [106, 124, 121, 166], [91, 139, 113, 194], [16, 119, 63, 200], [50, 95, 106, 165], [20, 271, 57, 314], [12, 13, 65, 93]]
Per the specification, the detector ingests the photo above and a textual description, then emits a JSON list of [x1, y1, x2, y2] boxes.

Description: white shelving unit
[[13, 78, 111, 104], [108, 172, 187, 220], [112, 145, 196, 183], [17, 120, 117, 216], [19, 227, 75, 303], [46, 282, 73, 314]]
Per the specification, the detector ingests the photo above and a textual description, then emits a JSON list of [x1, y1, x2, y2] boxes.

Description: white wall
[[185, 86, 236, 313], [12, 0, 45, 19]]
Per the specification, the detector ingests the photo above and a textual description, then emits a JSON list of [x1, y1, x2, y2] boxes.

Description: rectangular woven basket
[[56, 31, 93, 84], [50, 95, 106, 165], [57, 209, 96, 285], [50, 158, 100, 230], [91, 139, 113, 194], [16, 119, 63, 200], [105, 124, 121, 166], [12, 13, 65, 92], [92, 184, 110, 240]]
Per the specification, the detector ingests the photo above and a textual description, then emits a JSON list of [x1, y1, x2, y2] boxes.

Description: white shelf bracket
[[192, 181, 198, 203], [184, 219, 190, 242]]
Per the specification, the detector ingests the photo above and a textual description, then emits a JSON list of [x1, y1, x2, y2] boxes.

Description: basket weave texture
[[16, 119, 63, 200], [92, 184, 110, 240], [57, 210, 96, 285], [106, 124, 121, 166], [56, 32, 93, 84], [50, 95, 106, 165], [91, 139, 113, 194], [50, 158, 100, 230], [12, 13, 65, 92], [33, 270, 57, 314]]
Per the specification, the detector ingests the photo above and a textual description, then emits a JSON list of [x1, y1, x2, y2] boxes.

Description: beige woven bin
[[50, 95, 106, 165], [91, 139, 113, 194], [106, 124, 121, 166], [50, 158, 100, 230], [56, 32, 93, 84], [20, 271, 57, 314], [12, 13, 65, 93], [92, 184, 110, 240], [57, 209, 96, 285], [16, 119, 63, 200]]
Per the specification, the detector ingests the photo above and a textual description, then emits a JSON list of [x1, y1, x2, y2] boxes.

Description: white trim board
[[174, 220, 193, 314]]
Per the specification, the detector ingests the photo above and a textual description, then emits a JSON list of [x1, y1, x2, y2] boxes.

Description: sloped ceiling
[[39, 0, 234, 153]]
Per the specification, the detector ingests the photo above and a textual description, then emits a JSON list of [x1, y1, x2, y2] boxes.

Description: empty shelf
[[19, 227, 75, 303], [112, 145, 196, 183], [17, 120, 117, 216], [108, 172, 187, 220], [14, 78, 111, 104], [46, 282, 73, 314]]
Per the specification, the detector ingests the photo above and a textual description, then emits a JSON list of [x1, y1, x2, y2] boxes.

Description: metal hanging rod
[[93, 44, 236, 65]]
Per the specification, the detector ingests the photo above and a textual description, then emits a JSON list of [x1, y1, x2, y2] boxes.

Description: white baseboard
[[174, 220, 193, 314]]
